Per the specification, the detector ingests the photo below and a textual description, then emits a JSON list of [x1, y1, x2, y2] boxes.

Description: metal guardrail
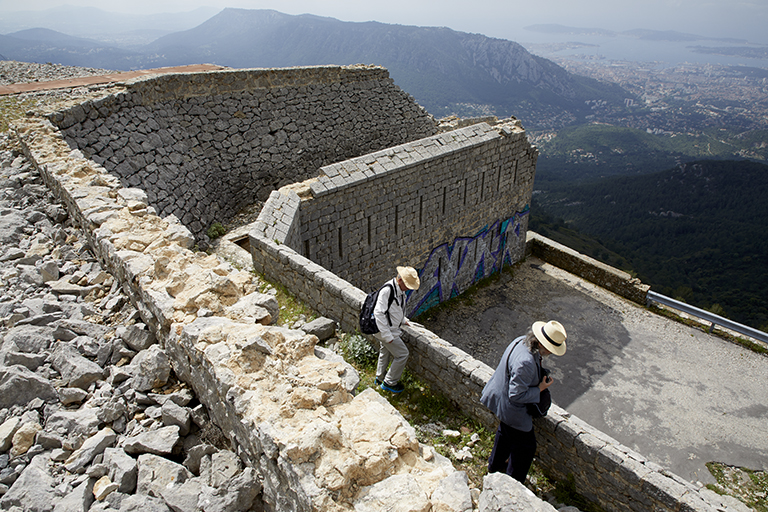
[[646, 290, 768, 345]]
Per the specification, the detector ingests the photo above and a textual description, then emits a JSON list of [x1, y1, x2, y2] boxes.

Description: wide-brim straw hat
[[532, 320, 567, 356], [396, 266, 420, 290]]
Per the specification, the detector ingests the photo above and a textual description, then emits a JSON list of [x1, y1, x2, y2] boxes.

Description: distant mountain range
[[0, 8, 632, 128], [0, 6, 219, 47]]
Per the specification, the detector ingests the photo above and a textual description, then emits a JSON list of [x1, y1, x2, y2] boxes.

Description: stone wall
[[12, 65, 738, 512], [527, 232, 650, 305], [252, 120, 536, 311], [46, 65, 437, 238]]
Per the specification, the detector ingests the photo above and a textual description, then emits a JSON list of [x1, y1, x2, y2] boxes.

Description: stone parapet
[[253, 120, 536, 309], [527, 231, 650, 304]]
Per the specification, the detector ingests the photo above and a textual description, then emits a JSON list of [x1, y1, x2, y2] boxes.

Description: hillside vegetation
[[533, 159, 768, 331]]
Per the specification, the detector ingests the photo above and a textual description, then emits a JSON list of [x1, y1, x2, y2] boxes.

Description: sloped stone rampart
[[45, 65, 437, 238]]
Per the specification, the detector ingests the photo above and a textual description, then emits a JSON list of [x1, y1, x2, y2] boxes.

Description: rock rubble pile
[[0, 134, 264, 511]]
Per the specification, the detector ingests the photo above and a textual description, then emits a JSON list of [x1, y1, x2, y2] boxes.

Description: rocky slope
[[0, 61, 273, 511], [0, 132, 272, 511]]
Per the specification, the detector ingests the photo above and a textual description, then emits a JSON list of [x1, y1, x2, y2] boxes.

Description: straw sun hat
[[532, 320, 567, 356], [396, 266, 420, 290]]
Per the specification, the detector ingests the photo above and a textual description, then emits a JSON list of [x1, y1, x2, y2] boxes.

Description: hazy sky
[[3, 0, 767, 44]]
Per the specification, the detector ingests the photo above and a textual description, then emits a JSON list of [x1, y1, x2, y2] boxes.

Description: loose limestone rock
[[0, 365, 57, 408], [127, 345, 170, 392], [478, 472, 558, 512], [0, 454, 56, 512], [123, 426, 180, 456], [0, 417, 21, 452], [135, 453, 192, 497], [50, 341, 104, 389], [64, 427, 117, 473]]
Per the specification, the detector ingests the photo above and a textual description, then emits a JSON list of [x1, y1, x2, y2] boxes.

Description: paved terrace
[[420, 252, 768, 485]]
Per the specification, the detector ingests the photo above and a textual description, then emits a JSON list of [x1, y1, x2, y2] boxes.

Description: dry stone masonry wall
[[48, 66, 437, 238]]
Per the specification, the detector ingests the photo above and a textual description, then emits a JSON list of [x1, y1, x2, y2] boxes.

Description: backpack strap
[[381, 282, 396, 326]]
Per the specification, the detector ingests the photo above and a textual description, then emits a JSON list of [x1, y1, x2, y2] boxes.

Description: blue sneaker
[[381, 381, 405, 393]]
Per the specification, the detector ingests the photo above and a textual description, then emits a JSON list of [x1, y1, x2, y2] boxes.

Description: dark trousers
[[488, 421, 537, 483]]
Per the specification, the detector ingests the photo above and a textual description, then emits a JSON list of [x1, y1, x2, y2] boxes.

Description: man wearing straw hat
[[373, 266, 420, 393], [480, 320, 567, 483]]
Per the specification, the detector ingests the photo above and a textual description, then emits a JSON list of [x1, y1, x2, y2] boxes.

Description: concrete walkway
[[0, 64, 226, 96], [420, 257, 768, 485]]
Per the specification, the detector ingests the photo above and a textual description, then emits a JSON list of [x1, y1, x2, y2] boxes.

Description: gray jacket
[[480, 336, 541, 432]]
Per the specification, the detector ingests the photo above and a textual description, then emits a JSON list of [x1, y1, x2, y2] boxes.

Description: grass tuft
[[706, 462, 768, 512]]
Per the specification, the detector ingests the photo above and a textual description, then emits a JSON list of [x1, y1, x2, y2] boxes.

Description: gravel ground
[[0, 61, 115, 86]]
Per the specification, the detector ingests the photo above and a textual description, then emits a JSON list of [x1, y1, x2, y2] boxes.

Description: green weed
[[206, 221, 227, 239], [0, 97, 35, 133], [706, 462, 768, 512]]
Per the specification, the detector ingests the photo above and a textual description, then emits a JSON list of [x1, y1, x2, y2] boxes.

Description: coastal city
[[551, 56, 768, 131]]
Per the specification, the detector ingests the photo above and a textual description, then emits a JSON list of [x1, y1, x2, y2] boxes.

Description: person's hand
[[539, 375, 553, 391]]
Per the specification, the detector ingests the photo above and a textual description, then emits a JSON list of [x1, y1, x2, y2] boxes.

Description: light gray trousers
[[376, 336, 409, 386]]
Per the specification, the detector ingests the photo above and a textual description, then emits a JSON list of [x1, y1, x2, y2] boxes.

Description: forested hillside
[[532, 159, 768, 331]]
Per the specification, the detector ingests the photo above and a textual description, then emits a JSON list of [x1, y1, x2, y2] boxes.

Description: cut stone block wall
[[46, 65, 437, 238], [252, 120, 536, 312]]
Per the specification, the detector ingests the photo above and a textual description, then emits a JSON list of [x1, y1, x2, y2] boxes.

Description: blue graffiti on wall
[[406, 208, 529, 317]]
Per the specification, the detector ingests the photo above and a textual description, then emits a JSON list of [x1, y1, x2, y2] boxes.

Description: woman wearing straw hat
[[373, 266, 420, 393], [480, 320, 567, 483]]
